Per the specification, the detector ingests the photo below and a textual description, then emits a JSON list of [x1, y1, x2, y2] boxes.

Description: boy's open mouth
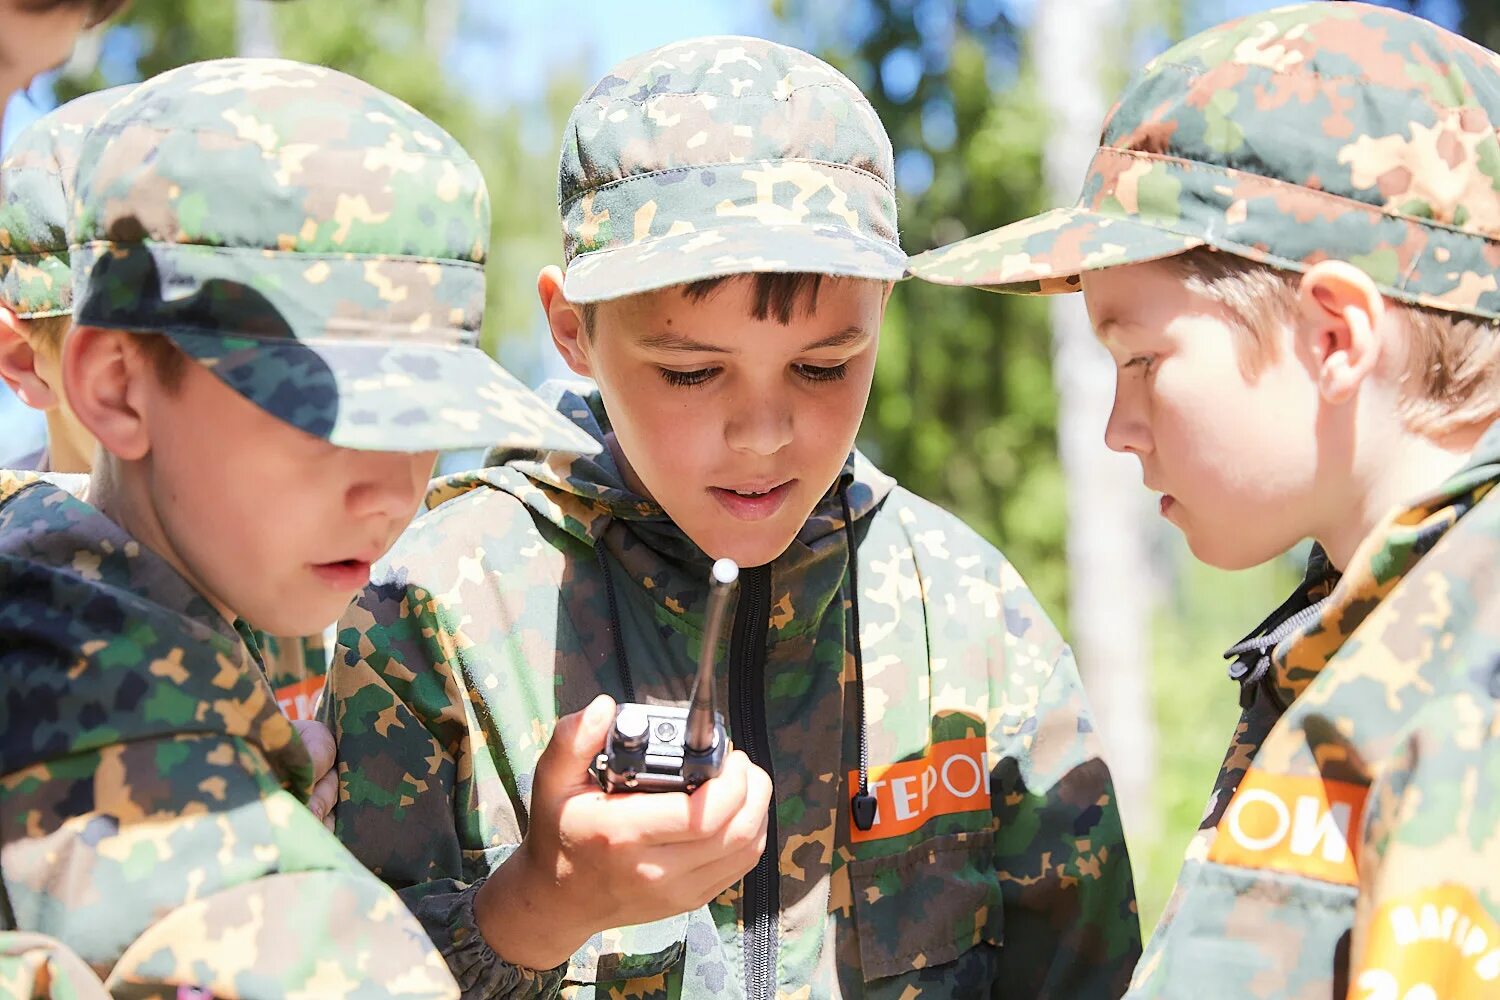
[[709, 481, 795, 521], [310, 558, 374, 589]]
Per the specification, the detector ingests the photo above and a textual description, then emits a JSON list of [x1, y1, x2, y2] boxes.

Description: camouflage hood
[[426, 381, 896, 572], [0, 471, 313, 794]]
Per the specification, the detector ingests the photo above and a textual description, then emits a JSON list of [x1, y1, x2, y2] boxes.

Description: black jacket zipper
[[728, 564, 776, 1000]]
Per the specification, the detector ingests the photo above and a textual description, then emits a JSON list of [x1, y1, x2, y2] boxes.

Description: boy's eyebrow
[[639, 332, 733, 354], [638, 326, 872, 354], [801, 326, 871, 351]]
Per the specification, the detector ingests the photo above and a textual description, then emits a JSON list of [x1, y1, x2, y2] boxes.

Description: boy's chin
[[240, 598, 348, 643], [1182, 528, 1288, 573], [682, 517, 803, 569]]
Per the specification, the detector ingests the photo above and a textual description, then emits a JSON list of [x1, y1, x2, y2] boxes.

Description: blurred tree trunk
[[425, 0, 461, 61], [236, 0, 278, 58], [1036, 0, 1159, 848]]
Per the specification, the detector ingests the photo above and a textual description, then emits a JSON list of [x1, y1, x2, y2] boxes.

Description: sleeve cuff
[[412, 877, 568, 1000]]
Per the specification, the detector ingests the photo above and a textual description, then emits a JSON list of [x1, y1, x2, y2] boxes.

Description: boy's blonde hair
[[18, 314, 70, 354], [1169, 248, 1500, 436]]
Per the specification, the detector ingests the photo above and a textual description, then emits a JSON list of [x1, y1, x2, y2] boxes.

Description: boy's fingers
[[308, 771, 339, 822], [626, 750, 752, 845], [291, 719, 337, 774], [538, 694, 616, 791]]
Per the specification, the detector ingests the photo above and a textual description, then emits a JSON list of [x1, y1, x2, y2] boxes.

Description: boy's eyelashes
[[659, 366, 718, 388], [794, 361, 850, 382], [1121, 353, 1158, 374], [654, 362, 852, 388]]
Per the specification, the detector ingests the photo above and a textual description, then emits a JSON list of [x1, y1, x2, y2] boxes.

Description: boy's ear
[[1296, 260, 1385, 405], [538, 265, 594, 379], [0, 305, 60, 410], [61, 325, 151, 462]]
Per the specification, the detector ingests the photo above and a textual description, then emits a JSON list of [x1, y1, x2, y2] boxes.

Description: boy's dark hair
[[581, 272, 826, 336], [127, 331, 186, 391]]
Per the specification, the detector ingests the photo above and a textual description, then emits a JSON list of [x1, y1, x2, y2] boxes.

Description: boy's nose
[[345, 450, 437, 521], [725, 396, 794, 458], [1103, 390, 1152, 456]]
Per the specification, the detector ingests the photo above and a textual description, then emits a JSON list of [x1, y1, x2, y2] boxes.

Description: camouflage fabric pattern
[[1128, 424, 1500, 997], [909, 1, 1500, 322], [0, 471, 459, 999], [559, 38, 906, 303], [259, 627, 332, 721], [0, 85, 133, 319], [0, 933, 111, 1000], [70, 57, 597, 455], [325, 385, 1141, 998]]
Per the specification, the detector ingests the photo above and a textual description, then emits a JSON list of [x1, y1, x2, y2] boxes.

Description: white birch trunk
[[1034, 0, 1159, 851], [236, 0, 278, 59]]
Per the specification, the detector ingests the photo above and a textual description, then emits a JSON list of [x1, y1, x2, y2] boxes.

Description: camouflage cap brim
[[913, 4, 1500, 321], [163, 331, 600, 455], [564, 222, 908, 304], [0, 249, 72, 319], [906, 206, 1204, 294]]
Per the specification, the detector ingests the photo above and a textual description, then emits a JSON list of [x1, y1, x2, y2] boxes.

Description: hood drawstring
[[840, 486, 876, 833], [594, 534, 636, 704], [1223, 591, 1333, 713]]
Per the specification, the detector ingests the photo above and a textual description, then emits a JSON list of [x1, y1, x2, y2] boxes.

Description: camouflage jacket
[[325, 385, 1141, 1000], [1129, 422, 1500, 998], [0, 932, 112, 999], [0, 471, 459, 999]]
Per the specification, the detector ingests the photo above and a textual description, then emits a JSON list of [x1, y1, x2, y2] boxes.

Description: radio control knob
[[614, 705, 650, 750]]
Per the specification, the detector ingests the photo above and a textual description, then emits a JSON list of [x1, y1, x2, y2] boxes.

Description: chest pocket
[[849, 829, 1005, 994]]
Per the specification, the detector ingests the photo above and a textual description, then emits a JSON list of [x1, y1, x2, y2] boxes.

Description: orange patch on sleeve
[[1206, 771, 1367, 885]]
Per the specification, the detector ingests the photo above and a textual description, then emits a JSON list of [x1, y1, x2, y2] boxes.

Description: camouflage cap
[[559, 36, 905, 303], [0, 85, 134, 319], [70, 58, 598, 455], [910, 2, 1500, 322]]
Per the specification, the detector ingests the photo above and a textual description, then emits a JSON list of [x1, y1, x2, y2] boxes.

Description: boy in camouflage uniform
[[0, 87, 336, 724], [324, 37, 1141, 999], [0, 57, 596, 997], [912, 3, 1500, 997]]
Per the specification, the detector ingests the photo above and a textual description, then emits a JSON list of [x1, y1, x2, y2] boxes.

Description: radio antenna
[[685, 558, 738, 753]]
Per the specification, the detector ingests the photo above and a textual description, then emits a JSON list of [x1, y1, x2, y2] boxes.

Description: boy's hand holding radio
[[475, 560, 772, 972]]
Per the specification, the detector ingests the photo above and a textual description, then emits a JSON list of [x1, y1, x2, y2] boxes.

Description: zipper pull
[[851, 790, 877, 832]]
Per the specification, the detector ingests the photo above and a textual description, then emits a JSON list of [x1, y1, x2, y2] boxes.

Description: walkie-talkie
[[592, 558, 738, 793]]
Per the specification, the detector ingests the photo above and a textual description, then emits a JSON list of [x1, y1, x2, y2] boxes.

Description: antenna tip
[[711, 558, 739, 586]]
